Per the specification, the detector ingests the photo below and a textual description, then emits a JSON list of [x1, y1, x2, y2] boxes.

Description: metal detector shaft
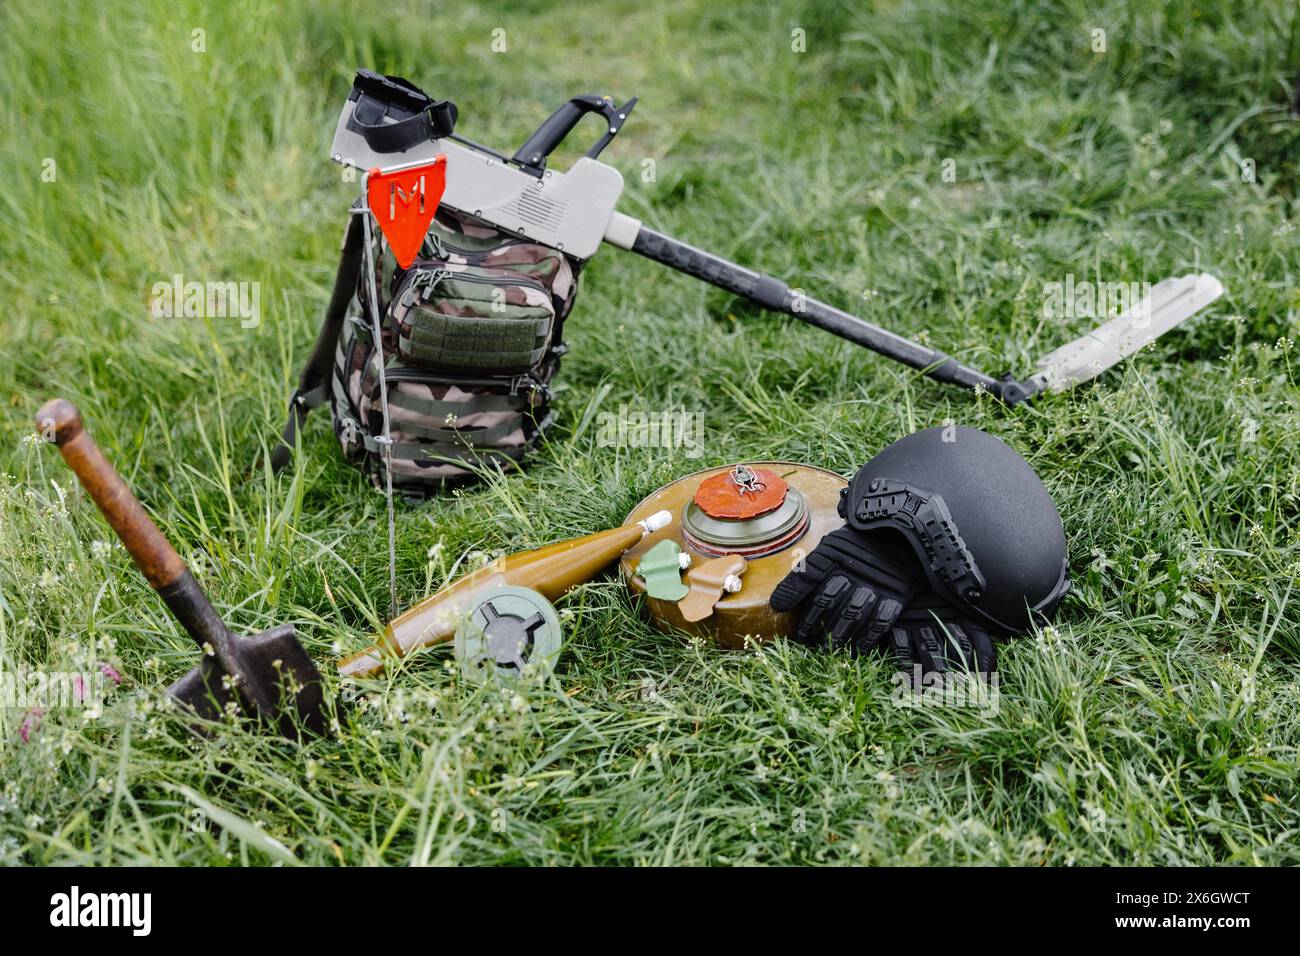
[[627, 226, 1006, 397], [328, 81, 1221, 406]]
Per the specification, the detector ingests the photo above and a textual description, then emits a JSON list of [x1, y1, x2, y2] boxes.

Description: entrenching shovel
[[36, 399, 329, 739]]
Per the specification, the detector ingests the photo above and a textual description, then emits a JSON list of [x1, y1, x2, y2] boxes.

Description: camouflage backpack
[[272, 205, 578, 500]]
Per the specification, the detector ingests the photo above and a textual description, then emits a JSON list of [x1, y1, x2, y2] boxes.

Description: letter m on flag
[[366, 156, 447, 268]]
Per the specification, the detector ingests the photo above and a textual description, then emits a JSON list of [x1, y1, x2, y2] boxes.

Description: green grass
[[1, 0, 1298, 865]]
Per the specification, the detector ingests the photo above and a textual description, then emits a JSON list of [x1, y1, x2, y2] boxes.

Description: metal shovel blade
[[1029, 273, 1224, 393], [168, 623, 329, 739]]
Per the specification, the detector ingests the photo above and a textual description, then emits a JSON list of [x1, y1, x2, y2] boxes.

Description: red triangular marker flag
[[366, 157, 447, 268]]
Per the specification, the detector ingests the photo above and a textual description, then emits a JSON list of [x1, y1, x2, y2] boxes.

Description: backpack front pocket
[[388, 264, 555, 374]]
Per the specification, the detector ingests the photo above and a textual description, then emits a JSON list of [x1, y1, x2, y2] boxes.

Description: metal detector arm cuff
[[346, 69, 458, 153]]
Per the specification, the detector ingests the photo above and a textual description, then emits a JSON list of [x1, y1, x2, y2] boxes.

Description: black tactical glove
[[889, 588, 997, 677], [770, 527, 922, 653]]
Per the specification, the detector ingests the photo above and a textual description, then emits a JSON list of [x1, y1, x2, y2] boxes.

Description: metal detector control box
[[330, 99, 631, 260]]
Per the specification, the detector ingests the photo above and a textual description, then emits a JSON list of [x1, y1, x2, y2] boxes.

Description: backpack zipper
[[395, 264, 552, 307], [378, 364, 549, 397], [421, 227, 546, 263]]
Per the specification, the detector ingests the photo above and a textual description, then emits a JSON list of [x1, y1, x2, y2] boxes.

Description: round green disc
[[454, 585, 563, 681]]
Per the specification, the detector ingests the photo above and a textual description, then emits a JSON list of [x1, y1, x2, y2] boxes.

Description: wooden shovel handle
[[36, 399, 187, 591]]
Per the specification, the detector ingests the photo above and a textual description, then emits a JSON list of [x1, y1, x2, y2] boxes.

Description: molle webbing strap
[[358, 432, 526, 466], [397, 314, 551, 370], [388, 267, 555, 372], [329, 347, 536, 421], [383, 416, 522, 446], [330, 368, 542, 466], [384, 385, 526, 419]]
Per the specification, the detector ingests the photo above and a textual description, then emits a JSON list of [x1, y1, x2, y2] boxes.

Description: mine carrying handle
[[511, 94, 637, 174]]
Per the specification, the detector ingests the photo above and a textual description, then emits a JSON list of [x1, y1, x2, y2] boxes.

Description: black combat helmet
[[839, 426, 1069, 634]]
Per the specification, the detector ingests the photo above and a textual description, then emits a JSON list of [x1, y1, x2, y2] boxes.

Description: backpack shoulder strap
[[270, 211, 366, 472]]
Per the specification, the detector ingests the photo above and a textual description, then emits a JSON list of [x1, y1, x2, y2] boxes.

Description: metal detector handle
[[511, 94, 635, 171]]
